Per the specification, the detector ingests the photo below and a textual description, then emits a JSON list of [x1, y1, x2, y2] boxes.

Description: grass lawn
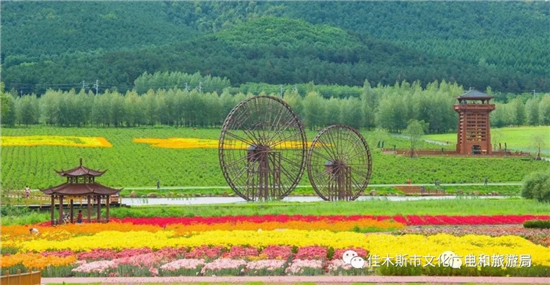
[[3, 198, 550, 226], [109, 198, 550, 217], [423, 126, 550, 155]]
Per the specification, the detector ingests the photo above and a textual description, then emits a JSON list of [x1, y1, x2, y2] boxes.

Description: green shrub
[[521, 172, 550, 202], [524, 220, 550, 229]]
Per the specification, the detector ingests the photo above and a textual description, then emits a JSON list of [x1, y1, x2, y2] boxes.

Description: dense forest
[[1, 1, 549, 95], [2, 80, 549, 133]]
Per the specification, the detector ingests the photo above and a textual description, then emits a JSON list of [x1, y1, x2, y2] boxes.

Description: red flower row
[[117, 215, 550, 227], [394, 215, 550, 226]]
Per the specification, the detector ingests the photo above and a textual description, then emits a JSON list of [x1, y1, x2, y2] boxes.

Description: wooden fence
[[382, 148, 532, 158], [395, 186, 446, 196], [1, 270, 41, 285]]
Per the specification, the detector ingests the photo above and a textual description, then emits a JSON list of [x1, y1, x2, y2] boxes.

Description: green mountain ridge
[[4, 17, 524, 95], [2, 1, 549, 93]]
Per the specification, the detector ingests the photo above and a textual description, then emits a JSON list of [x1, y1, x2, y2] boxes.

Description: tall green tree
[[324, 97, 341, 125], [539, 96, 550, 125], [403, 119, 427, 157], [303, 91, 325, 130], [341, 97, 362, 129], [525, 97, 540, 126], [16, 95, 39, 126], [1, 94, 16, 127]]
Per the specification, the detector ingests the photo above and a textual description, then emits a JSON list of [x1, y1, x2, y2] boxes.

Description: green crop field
[[1, 127, 548, 191], [423, 126, 550, 155]]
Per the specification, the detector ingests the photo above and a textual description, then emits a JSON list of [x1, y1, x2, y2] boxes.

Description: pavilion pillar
[[87, 195, 91, 223], [70, 199, 74, 223], [59, 195, 64, 224], [96, 195, 101, 222], [50, 195, 55, 226], [106, 195, 110, 222]]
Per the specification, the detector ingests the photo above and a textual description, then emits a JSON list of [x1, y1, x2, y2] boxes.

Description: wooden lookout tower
[[40, 158, 121, 225], [454, 90, 495, 155]]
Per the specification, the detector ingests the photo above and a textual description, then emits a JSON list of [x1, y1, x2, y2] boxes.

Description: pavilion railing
[[3, 190, 121, 205]]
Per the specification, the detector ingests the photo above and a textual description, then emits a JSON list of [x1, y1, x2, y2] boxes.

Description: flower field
[[0, 136, 112, 147], [2, 214, 550, 278]]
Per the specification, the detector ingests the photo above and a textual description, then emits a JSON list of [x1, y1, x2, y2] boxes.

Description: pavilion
[[40, 158, 121, 225]]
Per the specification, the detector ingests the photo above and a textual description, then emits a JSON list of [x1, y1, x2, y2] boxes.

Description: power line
[[92, 80, 99, 96]]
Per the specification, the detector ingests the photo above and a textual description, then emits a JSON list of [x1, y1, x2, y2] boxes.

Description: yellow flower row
[[366, 234, 550, 266], [1, 136, 112, 147], [134, 138, 316, 149], [14, 231, 550, 266]]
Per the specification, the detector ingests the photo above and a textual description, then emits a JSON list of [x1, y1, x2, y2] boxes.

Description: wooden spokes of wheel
[[219, 96, 307, 201], [307, 125, 372, 201]]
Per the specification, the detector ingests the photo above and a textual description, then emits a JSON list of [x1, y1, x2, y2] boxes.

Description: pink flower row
[[76, 257, 349, 277]]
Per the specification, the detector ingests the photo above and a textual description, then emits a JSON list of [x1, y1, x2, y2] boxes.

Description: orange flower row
[[2, 218, 403, 246], [1, 223, 165, 243], [0, 253, 76, 270]]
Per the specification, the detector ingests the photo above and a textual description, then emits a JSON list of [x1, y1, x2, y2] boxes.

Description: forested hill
[[4, 17, 528, 95], [2, 1, 549, 94]]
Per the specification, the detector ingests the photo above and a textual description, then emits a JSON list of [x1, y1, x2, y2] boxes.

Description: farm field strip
[[1, 127, 548, 191]]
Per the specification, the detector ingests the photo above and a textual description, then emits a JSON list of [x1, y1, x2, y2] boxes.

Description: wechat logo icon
[[438, 251, 462, 269], [342, 250, 366, 269]]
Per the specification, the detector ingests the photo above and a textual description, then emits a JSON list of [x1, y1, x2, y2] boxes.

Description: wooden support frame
[[106, 195, 110, 222], [69, 199, 74, 223], [50, 195, 55, 226], [96, 195, 101, 222], [58, 195, 64, 224], [87, 195, 91, 223]]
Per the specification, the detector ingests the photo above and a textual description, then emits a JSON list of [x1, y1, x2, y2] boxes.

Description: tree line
[[2, 80, 549, 132]]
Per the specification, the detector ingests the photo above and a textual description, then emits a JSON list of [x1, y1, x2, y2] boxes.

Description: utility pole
[[280, 85, 284, 98], [82, 80, 88, 91], [198, 81, 202, 93], [20, 90, 23, 97], [293, 84, 298, 93], [93, 80, 99, 96], [533, 90, 536, 98], [185, 82, 189, 92]]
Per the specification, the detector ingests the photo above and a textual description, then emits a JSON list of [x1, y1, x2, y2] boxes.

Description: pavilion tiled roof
[[55, 158, 106, 177], [40, 182, 121, 195]]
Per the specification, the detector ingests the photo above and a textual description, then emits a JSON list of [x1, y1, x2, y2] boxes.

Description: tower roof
[[55, 158, 106, 177], [456, 90, 494, 100]]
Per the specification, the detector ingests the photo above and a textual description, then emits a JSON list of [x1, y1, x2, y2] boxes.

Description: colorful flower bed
[[2, 215, 550, 277], [1, 136, 112, 147]]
